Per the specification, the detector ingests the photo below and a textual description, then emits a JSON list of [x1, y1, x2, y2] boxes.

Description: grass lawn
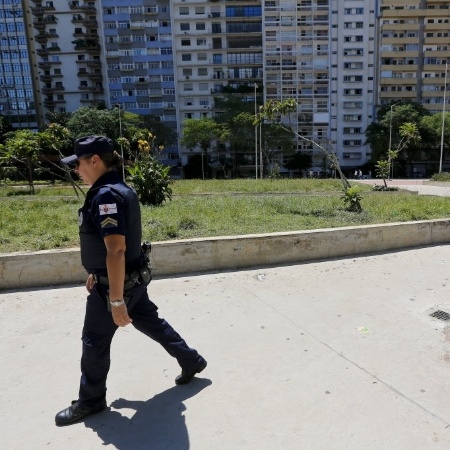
[[1, 179, 450, 253]]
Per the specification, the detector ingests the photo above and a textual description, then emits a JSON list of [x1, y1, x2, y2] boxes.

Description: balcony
[[43, 99, 56, 108], [42, 86, 65, 94], [33, 20, 46, 30], [35, 33, 49, 43], [83, 19, 98, 28], [68, 2, 96, 12], [47, 46, 61, 52], [38, 61, 51, 69], [86, 59, 101, 67], [87, 73, 103, 80], [37, 48, 49, 56], [40, 74, 53, 82], [31, 5, 55, 15], [73, 38, 100, 51]]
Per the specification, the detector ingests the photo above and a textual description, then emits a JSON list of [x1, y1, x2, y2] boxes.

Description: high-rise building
[[27, 0, 105, 116], [379, 0, 450, 114], [0, 0, 41, 128], [263, 0, 330, 168], [6, 0, 450, 173], [171, 0, 263, 171], [330, 0, 377, 167], [100, 0, 180, 173]]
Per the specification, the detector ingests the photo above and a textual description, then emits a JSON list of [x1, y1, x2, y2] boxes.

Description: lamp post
[[254, 83, 258, 179], [115, 103, 125, 180], [259, 105, 263, 179], [439, 62, 448, 173], [388, 102, 397, 179]]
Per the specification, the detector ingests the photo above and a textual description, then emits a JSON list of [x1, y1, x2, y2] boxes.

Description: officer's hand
[[111, 303, 132, 327], [86, 274, 95, 293]]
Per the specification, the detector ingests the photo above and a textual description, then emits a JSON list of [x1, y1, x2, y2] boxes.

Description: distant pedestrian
[[354, 170, 358, 179], [358, 170, 362, 180]]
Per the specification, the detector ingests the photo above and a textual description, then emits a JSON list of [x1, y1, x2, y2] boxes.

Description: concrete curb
[[1, 218, 450, 290]]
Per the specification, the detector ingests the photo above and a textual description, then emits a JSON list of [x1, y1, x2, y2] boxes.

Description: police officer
[[55, 136, 207, 426]]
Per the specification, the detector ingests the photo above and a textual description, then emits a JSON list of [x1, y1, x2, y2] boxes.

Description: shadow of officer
[[83, 378, 212, 450]]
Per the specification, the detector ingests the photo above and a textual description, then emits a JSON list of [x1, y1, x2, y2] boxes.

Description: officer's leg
[[78, 284, 118, 409], [129, 284, 205, 370]]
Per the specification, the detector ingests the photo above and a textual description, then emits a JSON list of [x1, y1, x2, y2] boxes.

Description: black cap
[[61, 135, 113, 165]]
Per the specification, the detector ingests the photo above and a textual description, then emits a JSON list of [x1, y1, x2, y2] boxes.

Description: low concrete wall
[[1, 219, 450, 290]]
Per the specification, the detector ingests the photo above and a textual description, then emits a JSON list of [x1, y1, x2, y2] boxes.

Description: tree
[[260, 122, 295, 175], [66, 107, 118, 139], [365, 102, 431, 164], [140, 115, 177, 148], [181, 118, 226, 180], [45, 110, 72, 126], [256, 99, 362, 211], [284, 151, 312, 174], [421, 112, 450, 165], [0, 130, 42, 193], [375, 122, 421, 188]]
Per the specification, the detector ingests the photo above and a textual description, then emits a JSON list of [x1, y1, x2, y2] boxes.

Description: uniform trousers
[[78, 281, 203, 409]]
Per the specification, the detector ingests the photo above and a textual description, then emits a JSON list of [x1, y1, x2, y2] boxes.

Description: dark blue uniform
[[78, 170, 204, 410]]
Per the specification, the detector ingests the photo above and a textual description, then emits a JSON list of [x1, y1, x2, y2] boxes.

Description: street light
[[254, 83, 258, 179], [388, 102, 399, 179], [259, 105, 263, 179], [439, 62, 448, 173], [115, 103, 125, 181]]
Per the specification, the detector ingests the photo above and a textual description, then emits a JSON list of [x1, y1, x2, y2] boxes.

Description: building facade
[[4, 0, 450, 174], [379, 0, 450, 114], [26, 0, 105, 118], [330, 0, 377, 167], [0, 0, 41, 128]]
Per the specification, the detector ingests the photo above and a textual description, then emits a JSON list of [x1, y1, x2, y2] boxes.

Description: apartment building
[[0, 0, 41, 128], [330, 0, 377, 166], [171, 0, 263, 168], [379, 0, 450, 114], [25, 0, 105, 117], [100, 0, 179, 172], [263, 0, 330, 168]]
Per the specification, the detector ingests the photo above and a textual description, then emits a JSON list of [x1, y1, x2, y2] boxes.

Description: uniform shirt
[[78, 170, 142, 274]]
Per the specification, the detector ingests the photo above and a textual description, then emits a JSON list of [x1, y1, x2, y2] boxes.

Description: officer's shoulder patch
[[99, 203, 117, 215], [100, 217, 118, 228]]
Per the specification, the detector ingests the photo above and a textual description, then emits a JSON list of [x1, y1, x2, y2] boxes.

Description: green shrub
[[341, 186, 363, 212], [127, 153, 172, 206], [372, 185, 398, 192], [431, 172, 450, 182]]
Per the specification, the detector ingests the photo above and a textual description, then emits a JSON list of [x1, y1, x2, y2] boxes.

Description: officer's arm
[[104, 234, 132, 326]]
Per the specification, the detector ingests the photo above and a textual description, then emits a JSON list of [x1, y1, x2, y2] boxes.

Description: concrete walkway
[[357, 178, 450, 197], [3, 244, 450, 449]]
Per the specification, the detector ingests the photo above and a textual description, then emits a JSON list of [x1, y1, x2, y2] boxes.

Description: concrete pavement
[[3, 245, 450, 449], [357, 178, 450, 197]]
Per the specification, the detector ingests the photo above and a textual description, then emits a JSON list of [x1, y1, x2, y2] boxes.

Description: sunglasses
[[74, 154, 94, 168]]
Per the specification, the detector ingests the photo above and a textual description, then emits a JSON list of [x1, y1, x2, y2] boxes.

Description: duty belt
[[93, 272, 140, 290]]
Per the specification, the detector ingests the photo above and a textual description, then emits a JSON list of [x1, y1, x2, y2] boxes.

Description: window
[[183, 83, 193, 91], [182, 54, 192, 61], [181, 39, 191, 46], [196, 23, 206, 31], [179, 7, 189, 15], [198, 68, 207, 76], [180, 23, 190, 31]]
